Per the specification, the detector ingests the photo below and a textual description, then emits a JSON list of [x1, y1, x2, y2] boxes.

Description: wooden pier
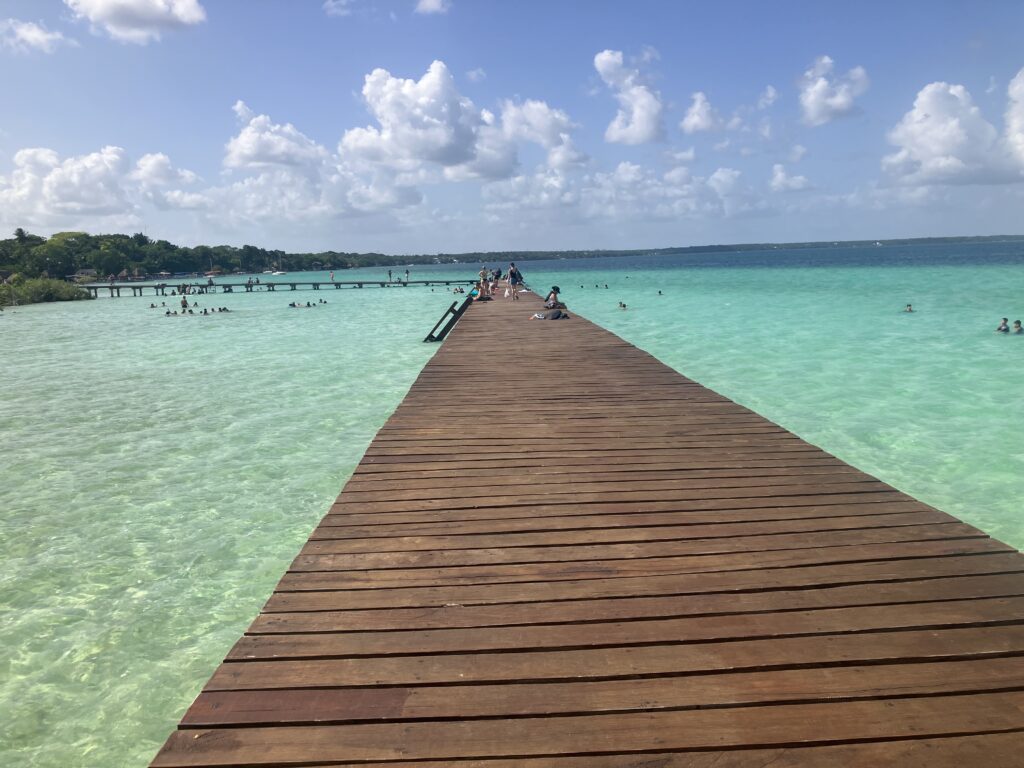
[[151, 291, 1024, 766], [84, 279, 475, 298]]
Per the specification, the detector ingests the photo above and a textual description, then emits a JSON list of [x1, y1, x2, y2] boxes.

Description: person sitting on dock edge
[[544, 286, 565, 309]]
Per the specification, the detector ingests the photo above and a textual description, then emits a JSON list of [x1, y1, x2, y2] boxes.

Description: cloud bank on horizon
[[1, 0, 1023, 251]]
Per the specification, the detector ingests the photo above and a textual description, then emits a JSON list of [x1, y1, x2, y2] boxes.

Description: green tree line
[[0, 229, 431, 281]]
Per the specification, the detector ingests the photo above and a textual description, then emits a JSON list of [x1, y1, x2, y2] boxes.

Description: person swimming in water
[[905, 304, 914, 312], [996, 318, 1010, 333], [1013, 320, 1023, 334]]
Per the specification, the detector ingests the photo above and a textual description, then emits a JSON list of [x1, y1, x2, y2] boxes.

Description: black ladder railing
[[424, 296, 473, 342]]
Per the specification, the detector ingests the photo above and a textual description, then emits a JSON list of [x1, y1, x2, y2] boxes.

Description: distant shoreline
[[4, 231, 1023, 285], [407, 234, 1024, 265]]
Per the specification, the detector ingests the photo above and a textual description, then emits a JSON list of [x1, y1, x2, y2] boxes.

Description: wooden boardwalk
[[152, 291, 1024, 766]]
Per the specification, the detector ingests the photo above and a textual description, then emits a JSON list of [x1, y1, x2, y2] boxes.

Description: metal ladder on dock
[[423, 295, 473, 342]]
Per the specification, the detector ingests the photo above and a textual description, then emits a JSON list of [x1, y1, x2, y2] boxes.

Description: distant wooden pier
[[151, 290, 1024, 766], [83, 279, 475, 297]]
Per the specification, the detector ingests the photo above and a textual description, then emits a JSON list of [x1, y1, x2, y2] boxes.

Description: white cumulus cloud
[[64, 0, 206, 44], [13, 146, 128, 215], [341, 60, 581, 178], [680, 92, 722, 134], [483, 169, 580, 219], [770, 163, 810, 191], [0, 146, 137, 230], [218, 102, 420, 222], [500, 99, 573, 147], [586, 163, 756, 219], [341, 61, 485, 169], [225, 101, 329, 170], [499, 99, 586, 170], [486, 160, 764, 224], [414, 0, 450, 14], [0, 19, 74, 53], [1006, 69, 1024, 167], [882, 73, 1024, 186], [130, 152, 203, 209], [594, 49, 663, 144], [0, 143, 207, 228], [668, 147, 696, 163], [757, 85, 778, 110], [323, 0, 356, 16], [131, 152, 198, 186], [799, 55, 868, 126]]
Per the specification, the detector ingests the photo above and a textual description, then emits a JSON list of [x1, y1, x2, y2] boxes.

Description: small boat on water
[[272, 271, 287, 275]]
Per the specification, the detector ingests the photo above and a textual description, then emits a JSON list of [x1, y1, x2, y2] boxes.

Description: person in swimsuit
[[996, 318, 1010, 333], [507, 262, 523, 301]]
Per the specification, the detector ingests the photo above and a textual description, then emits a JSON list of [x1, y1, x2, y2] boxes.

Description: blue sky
[[1, 0, 1023, 253]]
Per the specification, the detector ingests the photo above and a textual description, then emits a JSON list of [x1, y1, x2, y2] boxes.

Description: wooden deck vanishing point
[[151, 290, 1024, 767]]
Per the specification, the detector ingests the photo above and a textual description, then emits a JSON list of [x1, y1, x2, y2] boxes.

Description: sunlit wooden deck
[[151, 289, 1024, 766]]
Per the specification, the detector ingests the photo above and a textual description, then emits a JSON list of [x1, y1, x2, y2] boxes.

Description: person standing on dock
[[405, 268, 410, 283], [507, 262, 523, 301], [387, 269, 392, 283]]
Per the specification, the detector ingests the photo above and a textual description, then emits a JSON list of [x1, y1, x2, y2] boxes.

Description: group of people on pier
[[386, 269, 411, 283], [471, 263, 525, 300]]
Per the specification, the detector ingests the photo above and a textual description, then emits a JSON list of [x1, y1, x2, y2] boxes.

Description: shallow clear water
[[2, 244, 1023, 766], [1, 275, 443, 766]]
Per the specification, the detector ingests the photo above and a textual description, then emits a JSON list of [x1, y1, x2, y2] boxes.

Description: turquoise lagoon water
[[1, 243, 1023, 766]]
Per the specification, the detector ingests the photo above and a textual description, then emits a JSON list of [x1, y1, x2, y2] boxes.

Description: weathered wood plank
[[154, 691, 1024, 765], [250, 571, 1024, 634], [266, 546, 1020, 611], [228, 596, 1024, 660], [207, 625, 1024, 689], [185, 656, 1024, 726]]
